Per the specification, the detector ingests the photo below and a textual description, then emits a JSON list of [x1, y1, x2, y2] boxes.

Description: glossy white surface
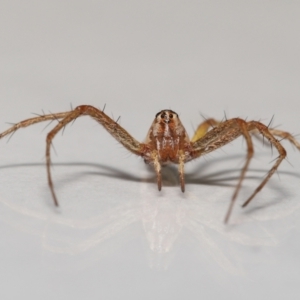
[[1, 1, 300, 299]]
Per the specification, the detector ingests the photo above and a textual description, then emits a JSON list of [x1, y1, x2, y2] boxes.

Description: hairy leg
[[45, 105, 144, 205], [268, 129, 300, 149], [224, 119, 254, 223], [191, 118, 290, 222], [241, 121, 287, 207], [0, 112, 70, 139], [1, 105, 144, 206]]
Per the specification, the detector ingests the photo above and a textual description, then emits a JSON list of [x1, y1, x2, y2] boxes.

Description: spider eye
[[161, 112, 166, 119], [169, 110, 178, 118], [169, 113, 173, 118]]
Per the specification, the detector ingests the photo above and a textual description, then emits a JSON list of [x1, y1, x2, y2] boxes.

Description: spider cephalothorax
[[1, 105, 299, 222], [143, 109, 191, 164]]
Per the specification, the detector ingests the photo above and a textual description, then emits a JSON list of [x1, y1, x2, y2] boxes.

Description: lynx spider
[[1, 105, 300, 222]]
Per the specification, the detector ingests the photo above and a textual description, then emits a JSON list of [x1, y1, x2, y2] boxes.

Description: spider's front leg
[[45, 105, 144, 205]]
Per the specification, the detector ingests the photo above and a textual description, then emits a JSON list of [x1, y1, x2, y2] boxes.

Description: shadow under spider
[[0, 153, 299, 191]]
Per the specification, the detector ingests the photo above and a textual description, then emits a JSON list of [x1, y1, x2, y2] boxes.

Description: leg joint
[[74, 105, 93, 114]]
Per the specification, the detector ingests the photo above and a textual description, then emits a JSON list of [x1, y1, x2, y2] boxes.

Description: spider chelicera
[[1, 105, 299, 222]]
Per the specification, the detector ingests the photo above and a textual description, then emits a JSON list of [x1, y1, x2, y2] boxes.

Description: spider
[[0, 105, 299, 223]]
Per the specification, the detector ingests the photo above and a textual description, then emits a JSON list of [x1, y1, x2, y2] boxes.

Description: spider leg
[[45, 110, 82, 205], [0, 112, 71, 139], [1, 105, 144, 206], [192, 119, 251, 221], [178, 150, 185, 192], [224, 119, 254, 223], [241, 121, 287, 208], [191, 118, 288, 222], [45, 105, 144, 205], [150, 150, 162, 191], [268, 129, 300, 150]]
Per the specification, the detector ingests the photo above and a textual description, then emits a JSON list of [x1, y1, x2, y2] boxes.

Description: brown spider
[[1, 105, 299, 222]]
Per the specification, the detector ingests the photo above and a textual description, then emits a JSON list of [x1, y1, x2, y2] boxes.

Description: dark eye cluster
[[155, 110, 178, 119]]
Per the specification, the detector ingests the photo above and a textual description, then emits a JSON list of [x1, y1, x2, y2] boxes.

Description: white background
[[1, 1, 300, 299]]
